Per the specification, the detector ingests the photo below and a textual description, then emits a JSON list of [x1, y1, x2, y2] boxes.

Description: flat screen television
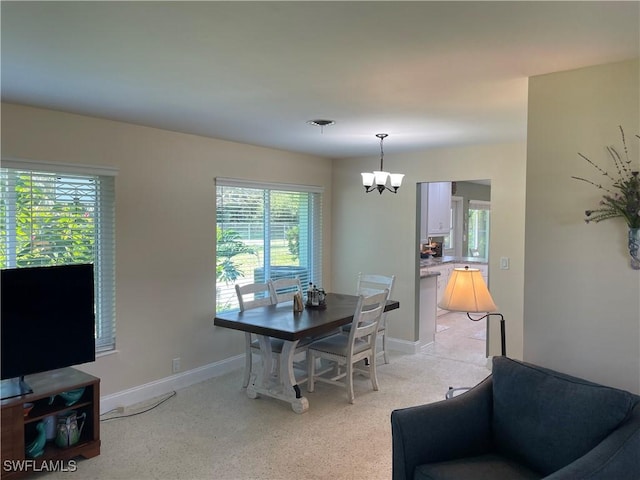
[[1, 263, 96, 400]]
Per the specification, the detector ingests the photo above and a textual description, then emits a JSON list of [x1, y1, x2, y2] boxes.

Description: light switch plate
[[500, 257, 510, 270]]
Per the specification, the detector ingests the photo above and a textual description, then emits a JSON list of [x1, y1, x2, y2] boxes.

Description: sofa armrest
[[391, 374, 494, 480], [544, 401, 640, 480]]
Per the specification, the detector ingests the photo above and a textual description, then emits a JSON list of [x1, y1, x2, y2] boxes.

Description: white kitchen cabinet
[[419, 274, 438, 346], [429, 264, 453, 316], [427, 182, 451, 236], [420, 182, 452, 240]]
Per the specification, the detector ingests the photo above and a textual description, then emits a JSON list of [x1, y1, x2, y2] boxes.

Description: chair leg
[[381, 330, 389, 364], [370, 353, 379, 391], [346, 361, 355, 404], [307, 351, 316, 392], [242, 332, 252, 388]]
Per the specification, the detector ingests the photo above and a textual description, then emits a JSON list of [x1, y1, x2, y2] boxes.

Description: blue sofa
[[391, 357, 640, 479]]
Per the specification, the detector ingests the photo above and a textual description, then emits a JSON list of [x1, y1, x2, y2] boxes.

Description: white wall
[[331, 141, 527, 358], [525, 59, 640, 393], [1, 103, 333, 396]]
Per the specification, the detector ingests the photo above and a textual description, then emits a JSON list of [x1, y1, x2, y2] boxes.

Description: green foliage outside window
[[0, 172, 95, 268], [215, 229, 256, 284], [467, 208, 489, 258], [285, 226, 299, 261]]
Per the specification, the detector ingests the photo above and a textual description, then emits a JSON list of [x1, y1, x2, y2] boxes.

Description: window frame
[[445, 196, 464, 257], [1, 158, 117, 353], [215, 177, 323, 314], [467, 199, 491, 259]]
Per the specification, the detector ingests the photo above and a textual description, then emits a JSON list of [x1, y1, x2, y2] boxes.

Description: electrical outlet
[[172, 357, 181, 373]]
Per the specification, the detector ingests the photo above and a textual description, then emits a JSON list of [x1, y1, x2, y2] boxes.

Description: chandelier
[[361, 134, 404, 194]]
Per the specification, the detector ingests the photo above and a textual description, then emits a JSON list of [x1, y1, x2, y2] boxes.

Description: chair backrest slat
[[235, 282, 274, 312], [357, 273, 395, 333], [268, 277, 302, 304], [357, 273, 395, 299], [348, 290, 388, 350]]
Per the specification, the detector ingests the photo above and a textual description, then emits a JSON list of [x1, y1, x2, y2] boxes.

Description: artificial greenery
[[572, 126, 640, 229]]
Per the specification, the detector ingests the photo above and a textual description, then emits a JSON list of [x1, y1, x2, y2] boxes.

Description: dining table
[[213, 292, 400, 413]]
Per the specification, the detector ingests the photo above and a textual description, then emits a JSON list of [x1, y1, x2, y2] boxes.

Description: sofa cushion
[[492, 357, 637, 476], [414, 453, 541, 480]]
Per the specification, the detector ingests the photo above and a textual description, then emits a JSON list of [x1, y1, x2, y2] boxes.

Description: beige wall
[[331, 142, 527, 358], [1, 103, 333, 396], [525, 59, 640, 393], [3, 102, 527, 396], [4, 58, 636, 399]]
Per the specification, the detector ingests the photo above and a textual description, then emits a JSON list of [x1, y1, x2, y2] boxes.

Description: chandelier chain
[[376, 133, 388, 171]]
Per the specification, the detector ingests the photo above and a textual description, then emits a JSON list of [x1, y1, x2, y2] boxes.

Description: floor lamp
[[439, 265, 506, 356], [439, 266, 505, 399]]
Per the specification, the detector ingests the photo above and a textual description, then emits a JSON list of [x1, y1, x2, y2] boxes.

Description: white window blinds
[[1, 160, 117, 352], [215, 178, 323, 313]]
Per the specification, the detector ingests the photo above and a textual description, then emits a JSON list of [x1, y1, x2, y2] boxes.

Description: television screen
[[1, 264, 96, 392]]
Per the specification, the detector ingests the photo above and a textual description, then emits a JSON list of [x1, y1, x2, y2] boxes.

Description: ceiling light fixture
[[361, 133, 404, 194], [306, 119, 335, 133]]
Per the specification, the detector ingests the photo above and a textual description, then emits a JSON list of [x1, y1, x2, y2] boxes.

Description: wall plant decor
[[572, 126, 640, 270]]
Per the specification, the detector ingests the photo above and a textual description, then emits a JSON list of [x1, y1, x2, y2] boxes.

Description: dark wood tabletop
[[214, 292, 399, 341]]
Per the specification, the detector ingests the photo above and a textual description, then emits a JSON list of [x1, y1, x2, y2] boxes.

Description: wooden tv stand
[[1, 368, 100, 478]]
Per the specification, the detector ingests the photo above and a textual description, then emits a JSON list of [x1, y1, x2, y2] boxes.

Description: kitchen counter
[[420, 256, 488, 268], [420, 270, 441, 279]]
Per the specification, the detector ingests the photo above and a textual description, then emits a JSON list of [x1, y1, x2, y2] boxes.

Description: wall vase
[[629, 227, 640, 270]]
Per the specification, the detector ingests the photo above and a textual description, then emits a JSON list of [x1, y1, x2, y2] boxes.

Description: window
[[468, 200, 490, 259], [445, 197, 463, 257], [216, 178, 323, 313], [1, 160, 117, 352]]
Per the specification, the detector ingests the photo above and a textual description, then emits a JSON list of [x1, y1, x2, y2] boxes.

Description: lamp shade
[[439, 267, 498, 313], [389, 173, 405, 188], [373, 170, 389, 186], [361, 172, 375, 187]]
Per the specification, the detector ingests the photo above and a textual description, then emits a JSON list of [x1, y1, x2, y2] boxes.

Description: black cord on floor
[[100, 391, 177, 422]]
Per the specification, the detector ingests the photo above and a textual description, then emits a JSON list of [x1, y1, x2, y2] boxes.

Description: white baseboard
[[387, 336, 427, 355], [100, 336, 428, 414], [99, 354, 244, 415]]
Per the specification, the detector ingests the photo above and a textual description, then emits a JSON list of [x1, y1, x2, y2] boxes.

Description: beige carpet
[[40, 314, 489, 480]]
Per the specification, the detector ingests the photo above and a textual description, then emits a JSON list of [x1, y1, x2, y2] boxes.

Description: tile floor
[[422, 311, 487, 367]]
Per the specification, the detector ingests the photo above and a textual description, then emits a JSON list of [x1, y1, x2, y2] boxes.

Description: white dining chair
[[235, 282, 278, 388], [236, 279, 310, 389], [342, 273, 395, 364], [268, 276, 317, 370], [307, 290, 388, 404], [268, 276, 302, 304]]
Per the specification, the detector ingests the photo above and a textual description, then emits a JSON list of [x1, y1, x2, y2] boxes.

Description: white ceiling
[[2, 1, 638, 159]]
